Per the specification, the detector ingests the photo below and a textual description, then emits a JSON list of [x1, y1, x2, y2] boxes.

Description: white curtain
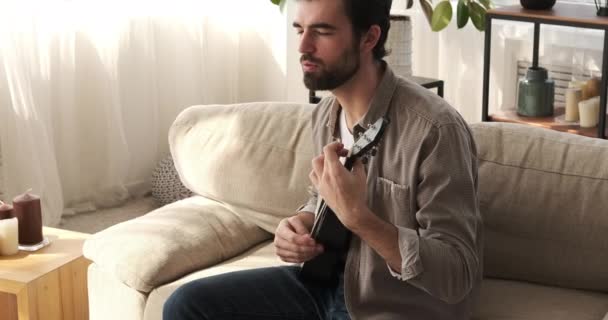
[[0, 0, 288, 226]]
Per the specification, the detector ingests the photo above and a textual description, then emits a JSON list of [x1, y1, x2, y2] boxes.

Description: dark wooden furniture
[[482, 3, 608, 138]]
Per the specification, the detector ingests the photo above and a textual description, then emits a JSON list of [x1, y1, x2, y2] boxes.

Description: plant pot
[[520, 0, 556, 10]]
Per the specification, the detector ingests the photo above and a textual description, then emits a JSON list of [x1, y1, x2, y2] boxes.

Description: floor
[[59, 196, 159, 234]]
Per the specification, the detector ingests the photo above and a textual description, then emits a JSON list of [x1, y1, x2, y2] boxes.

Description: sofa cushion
[[474, 278, 608, 320], [169, 103, 315, 233], [83, 196, 272, 292], [144, 240, 286, 320], [470, 122, 608, 292]]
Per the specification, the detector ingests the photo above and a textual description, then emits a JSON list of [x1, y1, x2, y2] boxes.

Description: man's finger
[[275, 244, 323, 261], [309, 170, 319, 187], [323, 142, 343, 164], [288, 216, 311, 235], [275, 237, 316, 253], [275, 221, 299, 243], [276, 225, 315, 246], [311, 154, 324, 178]]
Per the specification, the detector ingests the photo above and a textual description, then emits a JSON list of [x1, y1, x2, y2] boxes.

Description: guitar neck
[[343, 154, 356, 171]]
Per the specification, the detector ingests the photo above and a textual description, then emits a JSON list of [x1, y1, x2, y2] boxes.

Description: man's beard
[[301, 46, 360, 91]]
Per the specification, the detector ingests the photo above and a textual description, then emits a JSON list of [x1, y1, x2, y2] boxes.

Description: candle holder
[[596, 0, 608, 16], [18, 236, 50, 251]]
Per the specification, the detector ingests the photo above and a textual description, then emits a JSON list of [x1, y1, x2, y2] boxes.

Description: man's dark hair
[[343, 0, 392, 60]]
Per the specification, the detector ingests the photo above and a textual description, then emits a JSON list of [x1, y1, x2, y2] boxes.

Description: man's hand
[[274, 212, 323, 263], [309, 141, 371, 231]]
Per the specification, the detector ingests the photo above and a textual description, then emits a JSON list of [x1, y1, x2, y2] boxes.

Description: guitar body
[[299, 205, 350, 284]]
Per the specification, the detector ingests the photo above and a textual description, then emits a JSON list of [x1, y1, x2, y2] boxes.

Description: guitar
[[300, 116, 390, 284]]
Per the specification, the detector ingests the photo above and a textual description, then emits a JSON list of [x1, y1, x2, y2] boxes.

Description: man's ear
[[360, 25, 381, 54]]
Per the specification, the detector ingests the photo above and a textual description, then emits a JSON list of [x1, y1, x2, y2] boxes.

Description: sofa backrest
[[470, 122, 608, 293], [169, 103, 314, 233]]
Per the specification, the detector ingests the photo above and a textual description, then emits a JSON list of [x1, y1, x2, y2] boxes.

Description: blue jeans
[[163, 266, 349, 320]]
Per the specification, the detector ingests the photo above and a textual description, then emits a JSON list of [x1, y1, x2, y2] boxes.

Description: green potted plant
[[270, 0, 492, 32]]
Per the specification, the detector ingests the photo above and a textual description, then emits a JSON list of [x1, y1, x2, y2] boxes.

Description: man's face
[[293, 0, 361, 91]]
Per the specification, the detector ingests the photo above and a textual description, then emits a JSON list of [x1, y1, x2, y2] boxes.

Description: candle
[[0, 201, 19, 256], [13, 192, 43, 245], [578, 96, 601, 128], [564, 87, 582, 121]]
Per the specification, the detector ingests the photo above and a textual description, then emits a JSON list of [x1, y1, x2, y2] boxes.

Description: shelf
[[490, 107, 608, 138], [488, 3, 608, 29], [483, 3, 608, 139]]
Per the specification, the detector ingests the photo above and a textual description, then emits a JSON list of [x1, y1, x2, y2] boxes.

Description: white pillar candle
[[565, 87, 582, 121], [0, 201, 19, 256], [578, 96, 601, 128]]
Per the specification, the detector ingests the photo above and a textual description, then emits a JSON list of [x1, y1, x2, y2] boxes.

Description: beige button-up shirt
[[299, 65, 483, 319]]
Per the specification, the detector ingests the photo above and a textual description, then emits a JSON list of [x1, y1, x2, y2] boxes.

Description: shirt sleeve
[[391, 123, 481, 305]]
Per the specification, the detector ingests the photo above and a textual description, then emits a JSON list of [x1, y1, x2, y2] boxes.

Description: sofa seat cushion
[[474, 278, 608, 320], [83, 196, 272, 293], [144, 240, 286, 320]]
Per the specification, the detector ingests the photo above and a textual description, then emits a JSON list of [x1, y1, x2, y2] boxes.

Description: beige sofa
[[83, 102, 608, 320]]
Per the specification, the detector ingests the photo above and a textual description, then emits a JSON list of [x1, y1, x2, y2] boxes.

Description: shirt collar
[[326, 61, 398, 138]]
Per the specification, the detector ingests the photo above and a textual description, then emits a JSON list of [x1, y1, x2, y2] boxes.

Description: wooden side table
[[0, 227, 90, 320]]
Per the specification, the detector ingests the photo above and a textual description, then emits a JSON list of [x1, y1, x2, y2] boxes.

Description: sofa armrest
[[83, 196, 272, 293]]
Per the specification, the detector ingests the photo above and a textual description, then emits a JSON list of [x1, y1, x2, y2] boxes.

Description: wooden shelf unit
[[481, 3, 608, 139], [490, 107, 608, 138]]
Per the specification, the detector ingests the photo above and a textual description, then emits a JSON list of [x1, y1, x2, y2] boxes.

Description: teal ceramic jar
[[517, 67, 554, 117]]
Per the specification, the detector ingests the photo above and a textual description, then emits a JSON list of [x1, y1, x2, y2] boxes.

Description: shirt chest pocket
[[373, 177, 417, 229]]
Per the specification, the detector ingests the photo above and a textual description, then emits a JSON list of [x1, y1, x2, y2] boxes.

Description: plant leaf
[[270, 0, 281, 5], [469, 1, 486, 31], [457, 0, 469, 29], [479, 0, 492, 10], [420, 0, 434, 26], [431, 1, 453, 32]]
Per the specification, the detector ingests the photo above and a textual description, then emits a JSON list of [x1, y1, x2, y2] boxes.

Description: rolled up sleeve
[[387, 227, 423, 280]]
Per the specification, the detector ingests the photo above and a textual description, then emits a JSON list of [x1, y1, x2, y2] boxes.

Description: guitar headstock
[[350, 117, 390, 161]]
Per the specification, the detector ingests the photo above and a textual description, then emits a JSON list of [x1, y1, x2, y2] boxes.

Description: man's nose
[[298, 31, 315, 54]]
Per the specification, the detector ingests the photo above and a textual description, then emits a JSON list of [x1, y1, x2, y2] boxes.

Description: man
[[163, 0, 482, 319]]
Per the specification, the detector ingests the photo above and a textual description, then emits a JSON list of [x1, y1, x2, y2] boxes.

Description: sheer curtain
[[0, 0, 286, 226]]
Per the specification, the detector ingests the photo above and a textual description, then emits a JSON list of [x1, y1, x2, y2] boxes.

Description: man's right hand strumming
[[274, 212, 324, 263]]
